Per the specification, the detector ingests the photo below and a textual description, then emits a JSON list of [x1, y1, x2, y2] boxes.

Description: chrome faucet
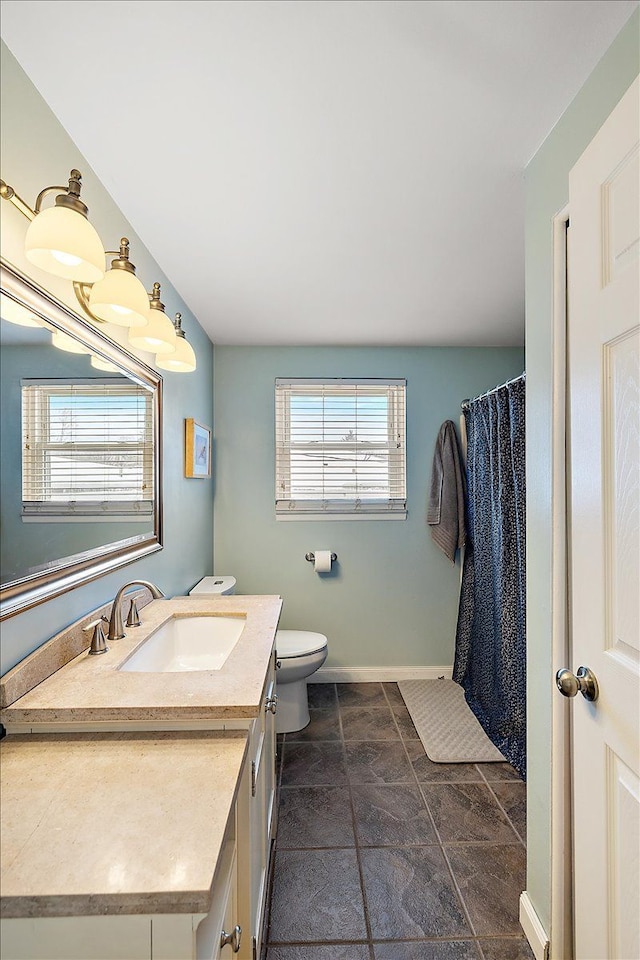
[[107, 580, 165, 641]]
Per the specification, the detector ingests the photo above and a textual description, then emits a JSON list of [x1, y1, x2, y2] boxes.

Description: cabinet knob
[[220, 924, 242, 953], [265, 694, 278, 714]]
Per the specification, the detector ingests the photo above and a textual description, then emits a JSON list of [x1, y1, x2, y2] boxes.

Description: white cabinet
[[0, 646, 279, 960], [1, 824, 243, 960]]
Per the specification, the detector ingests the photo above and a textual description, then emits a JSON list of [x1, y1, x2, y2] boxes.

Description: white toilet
[[188, 577, 328, 734], [274, 629, 328, 734]]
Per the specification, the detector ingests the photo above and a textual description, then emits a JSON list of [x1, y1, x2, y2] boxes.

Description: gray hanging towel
[[427, 420, 466, 562]]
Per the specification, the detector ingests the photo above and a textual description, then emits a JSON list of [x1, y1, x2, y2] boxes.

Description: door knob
[[555, 666, 599, 702]]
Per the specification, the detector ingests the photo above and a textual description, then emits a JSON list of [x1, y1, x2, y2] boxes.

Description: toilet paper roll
[[314, 550, 332, 573]]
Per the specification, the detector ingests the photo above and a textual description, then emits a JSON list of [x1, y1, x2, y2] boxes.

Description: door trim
[[550, 204, 573, 960]]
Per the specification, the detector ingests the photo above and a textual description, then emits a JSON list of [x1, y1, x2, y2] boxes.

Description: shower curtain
[[453, 376, 526, 778]]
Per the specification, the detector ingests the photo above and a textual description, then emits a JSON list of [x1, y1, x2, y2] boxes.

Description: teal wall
[[0, 46, 214, 675], [524, 9, 639, 936], [213, 346, 523, 669]]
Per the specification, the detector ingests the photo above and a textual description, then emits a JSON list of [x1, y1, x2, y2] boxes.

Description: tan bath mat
[[398, 678, 505, 763]]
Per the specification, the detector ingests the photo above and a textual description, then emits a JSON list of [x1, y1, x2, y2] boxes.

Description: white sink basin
[[119, 615, 245, 673]]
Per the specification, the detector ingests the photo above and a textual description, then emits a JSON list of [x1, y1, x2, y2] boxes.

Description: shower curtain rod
[[460, 372, 525, 411]]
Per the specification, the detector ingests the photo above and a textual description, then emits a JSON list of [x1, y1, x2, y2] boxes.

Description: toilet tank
[[188, 576, 236, 596]]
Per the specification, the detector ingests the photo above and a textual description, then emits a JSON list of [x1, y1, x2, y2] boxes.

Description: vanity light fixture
[[75, 238, 150, 328], [128, 282, 177, 355], [90, 354, 121, 373], [2, 168, 197, 372], [1, 170, 105, 283], [51, 328, 91, 355], [156, 313, 197, 373], [0, 292, 44, 328]]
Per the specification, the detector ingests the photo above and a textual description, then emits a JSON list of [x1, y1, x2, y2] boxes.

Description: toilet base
[[276, 678, 310, 734]]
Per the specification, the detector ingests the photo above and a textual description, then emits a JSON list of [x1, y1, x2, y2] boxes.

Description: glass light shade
[[88, 267, 150, 327], [157, 335, 197, 373], [51, 329, 91, 354], [25, 205, 105, 283], [90, 354, 121, 372], [128, 308, 177, 355], [0, 292, 43, 327]]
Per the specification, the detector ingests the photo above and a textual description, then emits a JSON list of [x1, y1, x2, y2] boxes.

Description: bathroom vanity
[[0, 593, 282, 960]]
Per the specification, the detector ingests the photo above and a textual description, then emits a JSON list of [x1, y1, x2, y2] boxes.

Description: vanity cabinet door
[[0, 916, 150, 960], [264, 650, 278, 846], [194, 823, 242, 960], [218, 864, 239, 959], [236, 651, 276, 960]]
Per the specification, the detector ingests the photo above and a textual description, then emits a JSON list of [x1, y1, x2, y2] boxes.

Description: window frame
[[275, 377, 407, 520]]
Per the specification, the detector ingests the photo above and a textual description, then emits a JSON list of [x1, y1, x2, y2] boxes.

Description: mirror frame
[[0, 258, 163, 620]]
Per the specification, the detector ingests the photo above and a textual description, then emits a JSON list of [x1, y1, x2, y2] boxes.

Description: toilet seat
[[276, 630, 328, 659]]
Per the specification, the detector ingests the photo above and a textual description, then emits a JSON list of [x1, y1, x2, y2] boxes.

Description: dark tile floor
[[263, 682, 533, 960]]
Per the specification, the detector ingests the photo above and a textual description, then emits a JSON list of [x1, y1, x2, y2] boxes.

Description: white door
[[566, 76, 639, 960]]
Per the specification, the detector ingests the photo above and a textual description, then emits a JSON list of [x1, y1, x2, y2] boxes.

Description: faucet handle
[[126, 598, 141, 628], [83, 618, 109, 656]]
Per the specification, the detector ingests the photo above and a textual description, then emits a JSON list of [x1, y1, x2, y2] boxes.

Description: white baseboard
[[313, 665, 453, 683], [519, 891, 550, 960]]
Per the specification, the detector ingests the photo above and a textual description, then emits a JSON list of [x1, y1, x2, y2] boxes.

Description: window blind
[[275, 378, 406, 518], [22, 380, 154, 519]]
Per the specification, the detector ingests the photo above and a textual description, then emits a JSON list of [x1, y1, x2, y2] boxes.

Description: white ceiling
[[1, 1, 637, 346]]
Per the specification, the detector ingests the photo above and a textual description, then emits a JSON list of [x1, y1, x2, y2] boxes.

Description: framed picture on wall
[[184, 418, 211, 478]]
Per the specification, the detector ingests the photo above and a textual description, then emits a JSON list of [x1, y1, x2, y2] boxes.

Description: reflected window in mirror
[[21, 379, 154, 520]]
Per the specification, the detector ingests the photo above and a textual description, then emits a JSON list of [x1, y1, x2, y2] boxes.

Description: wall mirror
[[0, 259, 163, 620]]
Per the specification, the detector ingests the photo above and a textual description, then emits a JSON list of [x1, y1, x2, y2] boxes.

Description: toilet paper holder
[[305, 552, 337, 563]]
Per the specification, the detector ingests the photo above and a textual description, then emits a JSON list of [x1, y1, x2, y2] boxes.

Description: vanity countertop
[[0, 730, 247, 918], [0, 595, 282, 726]]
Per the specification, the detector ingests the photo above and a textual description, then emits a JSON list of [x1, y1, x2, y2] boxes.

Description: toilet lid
[[275, 630, 328, 658]]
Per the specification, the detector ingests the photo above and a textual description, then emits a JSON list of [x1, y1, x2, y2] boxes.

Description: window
[[21, 380, 154, 521], [275, 378, 406, 519]]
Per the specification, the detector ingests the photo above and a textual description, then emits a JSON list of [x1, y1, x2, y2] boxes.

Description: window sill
[[275, 511, 407, 522], [21, 502, 154, 524]]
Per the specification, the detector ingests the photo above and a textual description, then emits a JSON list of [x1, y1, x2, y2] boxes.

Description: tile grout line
[[383, 684, 488, 954], [478, 765, 527, 849], [337, 683, 376, 950], [389, 684, 498, 951], [418, 779, 524, 847], [269, 683, 375, 953], [392, 685, 481, 943]]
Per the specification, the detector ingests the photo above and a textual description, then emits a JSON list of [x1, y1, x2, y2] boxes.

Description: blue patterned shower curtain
[[453, 376, 526, 778]]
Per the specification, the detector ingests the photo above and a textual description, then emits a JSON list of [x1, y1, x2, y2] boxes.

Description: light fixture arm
[[34, 184, 73, 214], [72, 281, 104, 323], [0, 180, 36, 221], [36, 170, 90, 218], [1, 169, 91, 222]]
